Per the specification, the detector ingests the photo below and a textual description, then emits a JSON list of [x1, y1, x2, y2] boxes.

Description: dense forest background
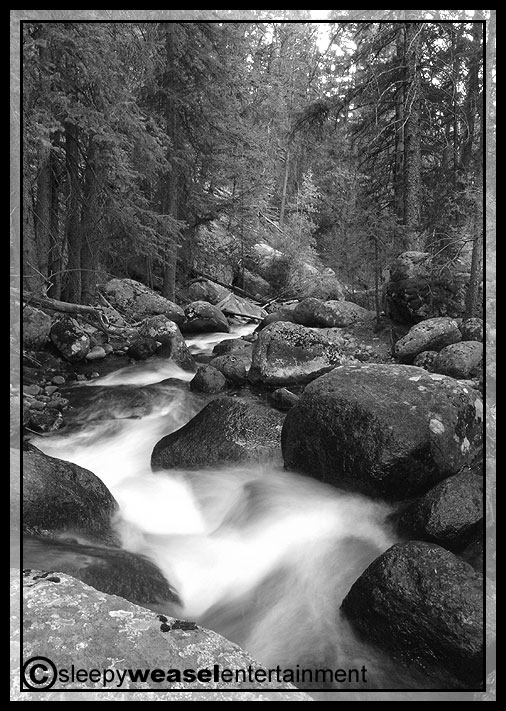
[[19, 14, 493, 316]]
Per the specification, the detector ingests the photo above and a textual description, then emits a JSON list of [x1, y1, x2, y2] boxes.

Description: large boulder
[[151, 398, 284, 470], [138, 315, 195, 371], [298, 274, 348, 301], [239, 269, 272, 299], [398, 469, 483, 550], [249, 322, 354, 387], [49, 317, 91, 362], [23, 305, 52, 350], [20, 447, 119, 545], [293, 298, 374, 328], [14, 570, 310, 699], [189, 365, 227, 393], [181, 301, 230, 334], [281, 364, 483, 499], [340, 541, 483, 688], [432, 341, 483, 380], [102, 278, 185, 325], [187, 279, 231, 305], [394, 317, 462, 363], [22, 539, 179, 608]]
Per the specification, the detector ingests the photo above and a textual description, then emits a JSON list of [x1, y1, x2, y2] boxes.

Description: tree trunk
[[403, 23, 422, 247], [62, 121, 82, 303], [80, 139, 101, 305], [160, 22, 180, 303], [279, 148, 290, 226], [393, 28, 405, 221], [33, 145, 52, 279], [47, 145, 62, 299], [22, 151, 44, 294]]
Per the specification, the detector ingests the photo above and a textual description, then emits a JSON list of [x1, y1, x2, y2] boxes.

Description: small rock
[[127, 336, 158, 360], [23, 384, 41, 396], [190, 365, 227, 393], [52, 375, 66, 385], [28, 400, 46, 411], [460, 318, 483, 343], [412, 350, 438, 371], [89, 372, 100, 379], [76, 374, 87, 382], [28, 410, 64, 433], [269, 388, 299, 411], [103, 343, 114, 355], [44, 385, 59, 395], [86, 346, 107, 361]]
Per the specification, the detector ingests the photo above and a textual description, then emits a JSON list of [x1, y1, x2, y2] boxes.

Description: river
[[22, 323, 475, 699]]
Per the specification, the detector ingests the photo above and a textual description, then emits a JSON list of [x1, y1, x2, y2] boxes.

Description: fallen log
[[23, 294, 106, 317], [191, 269, 261, 304]]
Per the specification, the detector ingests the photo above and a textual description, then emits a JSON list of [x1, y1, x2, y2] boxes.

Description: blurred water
[[26, 323, 474, 697]]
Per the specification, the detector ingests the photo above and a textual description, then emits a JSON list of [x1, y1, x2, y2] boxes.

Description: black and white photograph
[[10, 9, 495, 702]]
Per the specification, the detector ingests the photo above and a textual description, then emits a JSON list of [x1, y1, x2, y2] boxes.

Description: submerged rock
[[22, 538, 180, 608], [281, 364, 483, 499], [341, 541, 483, 689], [151, 397, 284, 470]]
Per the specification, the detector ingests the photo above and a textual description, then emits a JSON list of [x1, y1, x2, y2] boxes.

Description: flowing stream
[[23, 324, 472, 699]]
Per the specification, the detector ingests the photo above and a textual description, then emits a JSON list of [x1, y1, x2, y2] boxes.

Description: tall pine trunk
[[160, 22, 180, 303], [22, 151, 44, 294], [80, 139, 101, 305], [403, 23, 422, 248], [62, 121, 82, 303]]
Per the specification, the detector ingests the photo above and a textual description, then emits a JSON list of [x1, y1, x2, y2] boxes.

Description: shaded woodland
[[22, 17, 489, 316]]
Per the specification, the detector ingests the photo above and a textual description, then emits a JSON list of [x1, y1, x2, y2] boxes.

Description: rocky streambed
[[13, 278, 489, 697]]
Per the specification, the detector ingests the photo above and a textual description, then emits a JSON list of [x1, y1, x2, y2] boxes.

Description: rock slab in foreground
[[281, 364, 483, 499], [249, 321, 353, 386], [151, 398, 284, 470], [340, 541, 483, 689], [13, 570, 311, 699], [21, 447, 119, 545]]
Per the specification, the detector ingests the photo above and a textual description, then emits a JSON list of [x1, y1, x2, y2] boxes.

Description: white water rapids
[[25, 325, 474, 699]]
